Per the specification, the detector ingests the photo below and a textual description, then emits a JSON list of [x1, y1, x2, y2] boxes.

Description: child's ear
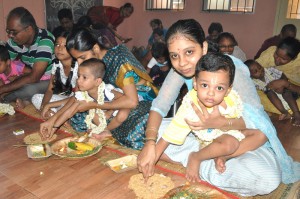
[[96, 77, 102, 86], [6, 59, 11, 66], [225, 86, 232, 97], [193, 77, 197, 91]]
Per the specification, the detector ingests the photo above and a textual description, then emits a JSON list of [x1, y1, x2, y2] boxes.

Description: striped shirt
[[6, 28, 55, 80]]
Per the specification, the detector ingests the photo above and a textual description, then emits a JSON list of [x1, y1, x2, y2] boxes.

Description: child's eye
[[201, 83, 208, 88], [217, 86, 224, 91]]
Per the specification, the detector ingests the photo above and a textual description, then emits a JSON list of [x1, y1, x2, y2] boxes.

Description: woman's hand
[[185, 99, 226, 131], [137, 142, 157, 181], [267, 79, 289, 94]]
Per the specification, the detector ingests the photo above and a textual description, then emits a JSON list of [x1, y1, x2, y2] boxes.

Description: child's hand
[[186, 152, 201, 183], [41, 104, 53, 119], [39, 119, 56, 140]]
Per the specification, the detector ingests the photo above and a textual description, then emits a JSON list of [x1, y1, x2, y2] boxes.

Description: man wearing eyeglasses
[[1, 7, 55, 106]]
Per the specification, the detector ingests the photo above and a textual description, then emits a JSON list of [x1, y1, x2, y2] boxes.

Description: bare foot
[[279, 112, 291, 121], [186, 152, 201, 183], [214, 157, 227, 173], [91, 129, 112, 141], [15, 98, 30, 110]]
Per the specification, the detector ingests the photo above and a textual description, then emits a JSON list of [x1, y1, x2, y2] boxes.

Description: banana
[[68, 142, 94, 151]]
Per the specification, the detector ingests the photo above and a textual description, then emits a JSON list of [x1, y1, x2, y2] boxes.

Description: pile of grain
[[24, 132, 57, 144], [128, 173, 175, 199]]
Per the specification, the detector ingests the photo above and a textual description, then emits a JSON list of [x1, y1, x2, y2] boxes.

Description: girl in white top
[[31, 32, 78, 118]]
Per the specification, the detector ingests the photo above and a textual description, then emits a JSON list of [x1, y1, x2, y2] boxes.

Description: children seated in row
[[40, 58, 130, 141], [147, 42, 170, 87], [245, 59, 300, 123], [0, 45, 31, 87], [155, 53, 261, 176]]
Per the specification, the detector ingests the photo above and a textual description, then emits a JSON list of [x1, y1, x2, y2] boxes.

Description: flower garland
[[75, 82, 107, 136], [0, 103, 15, 115]]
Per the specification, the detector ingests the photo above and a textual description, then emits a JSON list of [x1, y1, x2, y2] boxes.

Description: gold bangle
[[144, 137, 157, 142]]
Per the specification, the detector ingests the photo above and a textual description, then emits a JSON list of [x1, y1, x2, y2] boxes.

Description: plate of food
[[51, 136, 102, 160], [24, 132, 57, 145], [106, 155, 137, 173], [27, 144, 52, 160], [163, 184, 229, 199]]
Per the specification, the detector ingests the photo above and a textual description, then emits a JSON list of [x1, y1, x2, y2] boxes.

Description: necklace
[[81, 82, 107, 136]]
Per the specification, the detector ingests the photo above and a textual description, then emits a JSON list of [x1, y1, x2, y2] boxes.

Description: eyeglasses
[[6, 26, 28, 36], [219, 45, 235, 49]]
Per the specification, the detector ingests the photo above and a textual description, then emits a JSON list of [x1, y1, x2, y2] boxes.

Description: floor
[[0, 111, 299, 198]]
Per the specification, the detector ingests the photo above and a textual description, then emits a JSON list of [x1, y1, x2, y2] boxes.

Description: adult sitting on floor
[[137, 19, 300, 197], [52, 8, 77, 39], [254, 24, 297, 59], [63, 28, 158, 150], [256, 37, 300, 126], [1, 7, 55, 107]]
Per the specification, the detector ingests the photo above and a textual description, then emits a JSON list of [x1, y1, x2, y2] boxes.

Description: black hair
[[7, 7, 37, 31], [207, 40, 219, 53], [277, 37, 300, 60], [195, 52, 235, 86], [153, 28, 164, 37], [151, 42, 169, 59], [165, 19, 206, 48], [52, 31, 75, 95], [150, 19, 162, 26], [121, 3, 134, 13], [217, 32, 238, 46], [57, 8, 73, 21], [0, 45, 10, 61], [281, 24, 297, 35], [208, 22, 223, 34], [66, 28, 107, 52], [79, 58, 106, 79], [244, 59, 257, 69], [76, 15, 92, 29]]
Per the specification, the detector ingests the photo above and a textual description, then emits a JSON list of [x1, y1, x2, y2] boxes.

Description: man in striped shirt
[[0, 7, 55, 104]]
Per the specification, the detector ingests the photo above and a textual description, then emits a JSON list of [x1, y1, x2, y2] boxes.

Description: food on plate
[[24, 132, 57, 144], [106, 155, 137, 173], [51, 137, 102, 159], [68, 141, 95, 151], [163, 184, 229, 199], [128, 173, 175, 199]]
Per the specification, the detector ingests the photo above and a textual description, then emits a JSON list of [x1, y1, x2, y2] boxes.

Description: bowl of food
[[27, 144, 52, 160]]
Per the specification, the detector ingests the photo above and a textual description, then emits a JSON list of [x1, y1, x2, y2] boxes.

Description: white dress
[[31, 61, 78, 112]]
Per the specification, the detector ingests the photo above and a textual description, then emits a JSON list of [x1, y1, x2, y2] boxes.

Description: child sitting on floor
[[39, 58, 130, 141], [147, 42, 170, 87], [245, 59, 299, 122], [0, 45, 30, 87], [154, 53, 262, 178], [28, 32, 78, 117]]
